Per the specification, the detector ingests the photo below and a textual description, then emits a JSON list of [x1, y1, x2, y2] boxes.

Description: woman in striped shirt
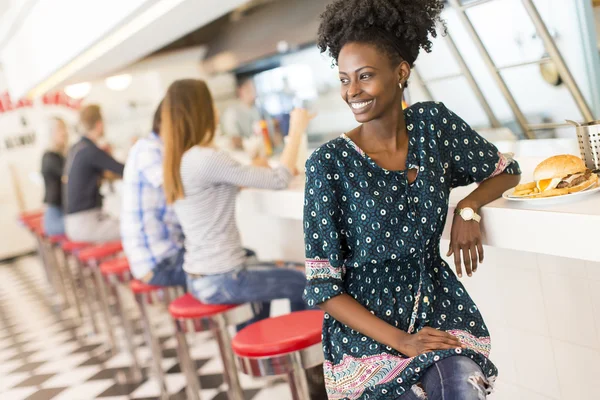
[[162, 79, 313, 327]]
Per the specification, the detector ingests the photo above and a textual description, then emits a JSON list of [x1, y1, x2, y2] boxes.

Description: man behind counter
[[221, 77, 283, 152]]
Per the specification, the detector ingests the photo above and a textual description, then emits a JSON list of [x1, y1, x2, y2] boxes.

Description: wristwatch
[[455, 207, 481, 223]]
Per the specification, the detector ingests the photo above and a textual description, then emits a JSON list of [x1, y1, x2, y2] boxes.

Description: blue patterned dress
[[303, 102, 521, 400]]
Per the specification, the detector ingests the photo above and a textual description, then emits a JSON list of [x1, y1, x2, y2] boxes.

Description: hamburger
[[531, 155, 597, 198]]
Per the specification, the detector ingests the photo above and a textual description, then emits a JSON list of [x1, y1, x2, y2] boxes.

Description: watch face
[[461, 208, 474, 220]]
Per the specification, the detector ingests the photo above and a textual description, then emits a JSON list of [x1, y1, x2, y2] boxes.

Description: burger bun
[[533, 155, 586, 181]]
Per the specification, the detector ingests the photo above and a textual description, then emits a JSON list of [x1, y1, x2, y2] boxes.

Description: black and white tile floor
[[0, 255, 291, 400]]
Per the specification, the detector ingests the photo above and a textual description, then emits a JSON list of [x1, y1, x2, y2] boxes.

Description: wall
[[0, 70, 81, 259], [457, 246, 600, 400]]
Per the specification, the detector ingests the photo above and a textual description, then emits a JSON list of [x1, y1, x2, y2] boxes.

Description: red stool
[[169, 294, 254, 400], [232, 311, 325, 400], [130, 279, 184, 399], [76, 241, 123, 344], [18, 210, 44, 227]]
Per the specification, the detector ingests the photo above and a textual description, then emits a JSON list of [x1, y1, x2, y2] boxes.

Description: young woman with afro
[[302, 1, 521, 399]]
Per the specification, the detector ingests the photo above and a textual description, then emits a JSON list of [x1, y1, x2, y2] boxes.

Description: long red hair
[[162, 79, 216, 204]]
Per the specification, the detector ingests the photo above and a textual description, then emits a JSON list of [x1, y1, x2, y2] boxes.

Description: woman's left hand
[[446, 212, 484, 278]]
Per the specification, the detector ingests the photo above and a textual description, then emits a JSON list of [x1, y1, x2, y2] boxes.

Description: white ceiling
[[0, 0, 249, 97]]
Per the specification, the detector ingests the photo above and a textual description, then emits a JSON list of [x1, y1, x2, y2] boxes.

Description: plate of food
[[503, 154, 599, 204]]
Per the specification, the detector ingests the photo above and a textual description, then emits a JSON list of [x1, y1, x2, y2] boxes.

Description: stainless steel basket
[[569, 120, 600, 171]]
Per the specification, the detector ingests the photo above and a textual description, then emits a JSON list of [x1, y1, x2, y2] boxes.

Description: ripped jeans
[[401, 356, 491, 400]]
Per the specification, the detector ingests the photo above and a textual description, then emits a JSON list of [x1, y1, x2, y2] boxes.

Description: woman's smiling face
[[338, 42, 409, 123]]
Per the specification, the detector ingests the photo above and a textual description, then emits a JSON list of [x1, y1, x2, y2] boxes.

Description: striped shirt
[[175, 146, 292, 275]]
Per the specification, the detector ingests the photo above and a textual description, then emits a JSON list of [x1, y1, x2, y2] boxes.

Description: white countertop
[[238, 157, 600, 262]]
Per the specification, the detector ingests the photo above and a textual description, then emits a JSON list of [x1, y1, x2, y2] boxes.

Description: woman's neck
[[49, 145, 64, 155], [359, 100, 409, 153]]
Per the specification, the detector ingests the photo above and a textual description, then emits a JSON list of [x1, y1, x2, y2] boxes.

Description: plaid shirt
[[120, 133, 184, 279]]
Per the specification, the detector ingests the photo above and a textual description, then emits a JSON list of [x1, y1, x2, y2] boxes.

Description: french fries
[[511, 181, 537, 197], [514, 182, 535, 191]]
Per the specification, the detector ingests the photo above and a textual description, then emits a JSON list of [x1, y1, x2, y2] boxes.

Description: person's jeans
[[148, 248, 187, 287], [401, 356, 490, 400], [187, 263, 308, 330], [43, 205, 65, 236]]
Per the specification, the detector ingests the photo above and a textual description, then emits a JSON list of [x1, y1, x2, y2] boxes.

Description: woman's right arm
[[319, 294, 410, 351], [303, 156, 462, 358], [202, 109, 314, 190], [319, 295, 462, 357], [277, 109, 314, 173]]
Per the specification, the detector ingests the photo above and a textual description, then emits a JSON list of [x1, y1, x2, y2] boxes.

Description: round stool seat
[[19, 210, 44, 223], [130, 280, 162, 294], [232, 311, 324, 358], [49, 234, 67, 244], [78, 241, 123, 263], [61, 240, 91, 253], [169, 294, 238, 320], [25, 216, 44, 229], [100, 257, 129, 276]]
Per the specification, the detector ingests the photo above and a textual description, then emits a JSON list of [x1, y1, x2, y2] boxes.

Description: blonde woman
[[41, 117, 68, 236], [162, 79, 313, 327]]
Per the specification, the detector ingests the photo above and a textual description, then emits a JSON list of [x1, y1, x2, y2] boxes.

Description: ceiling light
[[105, 74, 132, 91], [63, 82, 91, 99]]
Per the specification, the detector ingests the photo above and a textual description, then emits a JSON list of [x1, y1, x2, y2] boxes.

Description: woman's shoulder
[[306, 135, 351, 169], [405, 101, 450, 118]]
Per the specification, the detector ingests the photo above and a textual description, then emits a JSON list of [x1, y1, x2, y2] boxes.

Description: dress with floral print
[[303, 102, 521, 400]]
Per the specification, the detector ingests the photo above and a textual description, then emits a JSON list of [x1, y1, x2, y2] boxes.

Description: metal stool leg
[[110, 275, 143, 382], [75, 259, 100, 335], [173, 319, 201, 400], [136, 292, 168, 399], [287, 353, 310, 400], [59, 250, 84, 322], [91, 264, 118, 355], [46, 242, 71, 308], [35, 237, 61, 302], [210, 315, 244, 400]]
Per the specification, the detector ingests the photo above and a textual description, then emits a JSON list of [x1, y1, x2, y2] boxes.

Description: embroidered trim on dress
[[488, 152, 513, 179], [448, 329, 492, 357], [324, 353, 413, 400], [306, 258, 345, 281], [341, 133, 366, 157], [323, 331, 494, 400]]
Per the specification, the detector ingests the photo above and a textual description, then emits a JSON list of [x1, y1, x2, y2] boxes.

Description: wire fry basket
[[570, 120, 600, 171]]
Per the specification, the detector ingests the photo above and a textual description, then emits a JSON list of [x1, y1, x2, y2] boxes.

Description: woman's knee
[[424, 356, 492, 400]]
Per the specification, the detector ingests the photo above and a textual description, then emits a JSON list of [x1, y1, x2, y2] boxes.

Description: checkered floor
[[0, 255, 292, 400]]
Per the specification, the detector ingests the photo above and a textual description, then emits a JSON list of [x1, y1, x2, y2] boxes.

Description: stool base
[[235, 343, 324, 400]]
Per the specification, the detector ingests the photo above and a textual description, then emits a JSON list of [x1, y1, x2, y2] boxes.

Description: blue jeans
[[187, 263, 308, 330], [401, 356, 490, 400], [43, 205, 65, 236], [148, 249, 187, 287]]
